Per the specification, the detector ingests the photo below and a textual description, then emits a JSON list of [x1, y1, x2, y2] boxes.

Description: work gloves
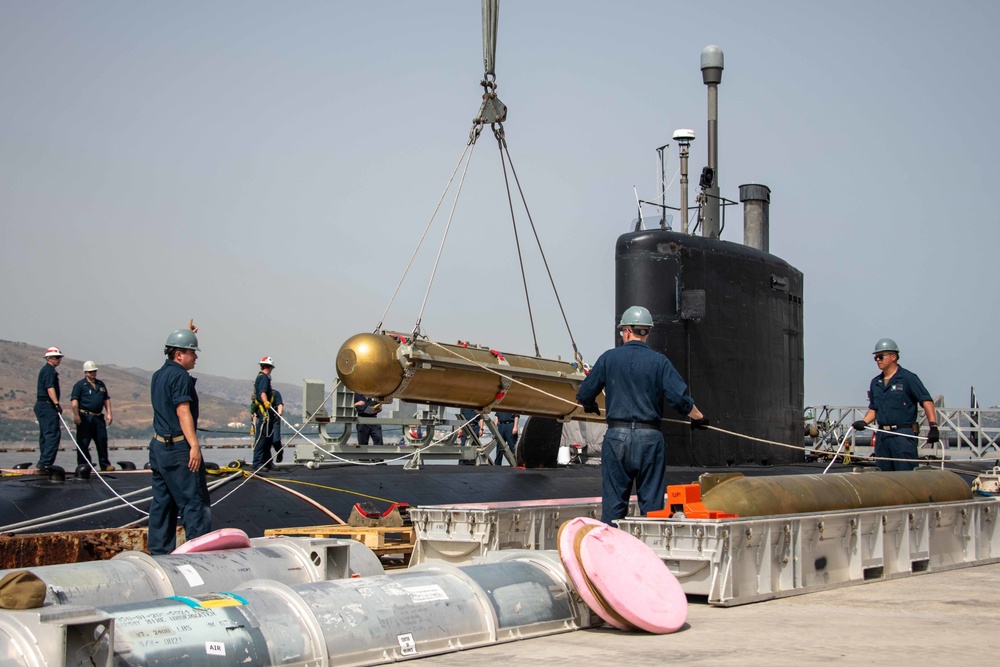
[[582, 402, 601, 416], [926, 425, 940, 444], [690, 416, 710, 430], [852, 420, 868, 431]]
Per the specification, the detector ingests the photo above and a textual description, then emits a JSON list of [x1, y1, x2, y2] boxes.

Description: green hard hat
[[618, 305, 654, 329], [164, 329, 200, 351], [873, 338, 898, 354]]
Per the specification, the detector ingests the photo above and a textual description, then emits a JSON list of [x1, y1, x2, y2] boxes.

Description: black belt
[[80, 409, 103, 416], [607, 421, 660, 430], [498, 421, 515, 425], [154, 434, 186, 443], [879, 424, 913, 432]]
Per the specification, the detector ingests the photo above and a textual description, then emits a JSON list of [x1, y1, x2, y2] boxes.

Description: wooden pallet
[[265, 525, 415, 549]]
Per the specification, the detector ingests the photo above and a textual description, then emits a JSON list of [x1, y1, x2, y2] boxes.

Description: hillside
[[0, 340, 302, 441]]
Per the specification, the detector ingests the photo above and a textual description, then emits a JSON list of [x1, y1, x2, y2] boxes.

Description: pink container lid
[[579, 523, 688, 634], [171, 528, 251, 554], [557, 517, 633, 631]]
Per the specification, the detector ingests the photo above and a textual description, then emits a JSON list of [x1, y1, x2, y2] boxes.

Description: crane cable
[[492, 123, 584, 367]]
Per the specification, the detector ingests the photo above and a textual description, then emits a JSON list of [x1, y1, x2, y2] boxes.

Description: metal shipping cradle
[[409, 496, 1000, 607]]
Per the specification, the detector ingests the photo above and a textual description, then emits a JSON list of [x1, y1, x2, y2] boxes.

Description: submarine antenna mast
[[701, 45, 723, 239], [673, 129, 695, 233], [656, 143, 669, 229]]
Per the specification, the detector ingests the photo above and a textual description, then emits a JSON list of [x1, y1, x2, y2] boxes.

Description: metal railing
[[805, 405, 1000, 461]]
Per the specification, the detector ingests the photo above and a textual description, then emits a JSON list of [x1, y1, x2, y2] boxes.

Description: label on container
[[176, 564, 205, 587], [206, 641, 226, 656], [397, 633, 417, 656], [403, 584, 449, 603]]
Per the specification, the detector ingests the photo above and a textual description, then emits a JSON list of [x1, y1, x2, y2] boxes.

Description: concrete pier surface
[[419, 561, 1000, 665]]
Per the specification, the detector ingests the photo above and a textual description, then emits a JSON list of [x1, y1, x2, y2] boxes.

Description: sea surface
[[0, 436, 256, 470]]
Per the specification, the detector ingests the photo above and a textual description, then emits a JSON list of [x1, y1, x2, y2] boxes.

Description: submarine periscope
[[336, 332, 604, 422]]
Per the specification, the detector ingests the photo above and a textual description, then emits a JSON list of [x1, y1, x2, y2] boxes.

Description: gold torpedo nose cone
[[336, 333, 404, 397]]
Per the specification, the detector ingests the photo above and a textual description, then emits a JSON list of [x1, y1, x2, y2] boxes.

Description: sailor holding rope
[[852, 338, 939, 471], [577, 306, 708, 525]]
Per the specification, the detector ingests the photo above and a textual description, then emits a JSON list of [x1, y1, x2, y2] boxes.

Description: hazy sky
[[2, 1, 998, 409]]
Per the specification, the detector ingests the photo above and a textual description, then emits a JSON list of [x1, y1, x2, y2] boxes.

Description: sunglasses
[[874, 353, 893, 361]]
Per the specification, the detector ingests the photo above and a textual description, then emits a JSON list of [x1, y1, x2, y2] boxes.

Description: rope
[[424, 336, 583, 410], [374, 142, 474, 333], [662, 417, 958, 469], [0, 485, 153, 532], [262, 477, 398, 506], [253, 475, 346, 525], [57, 412, 150, 516], [115, 473, 242, 529], [268, 405, 481, 468]]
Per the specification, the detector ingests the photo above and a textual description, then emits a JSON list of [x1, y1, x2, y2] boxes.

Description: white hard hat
[[83, 360, 98, 372], [260, 356, 275, 367], [44, 347, 64, 358]]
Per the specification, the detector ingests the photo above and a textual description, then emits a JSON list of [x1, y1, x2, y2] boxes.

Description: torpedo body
[[336, 332, 604, 422]]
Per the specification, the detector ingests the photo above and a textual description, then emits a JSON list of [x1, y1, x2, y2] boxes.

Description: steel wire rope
[[412, 139, 480, 337], [495, 133, 584, 365], [495, 126, 540, 357], [373, 141, 475, 333]]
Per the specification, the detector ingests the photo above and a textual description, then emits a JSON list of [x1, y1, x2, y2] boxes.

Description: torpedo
[[336, 332, 605, 422]]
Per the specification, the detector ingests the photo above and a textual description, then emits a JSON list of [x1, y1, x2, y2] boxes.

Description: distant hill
[[0, 340, 302, 441]]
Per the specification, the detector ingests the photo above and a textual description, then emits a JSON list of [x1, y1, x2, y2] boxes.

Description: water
[[0, 437, 256, 470]]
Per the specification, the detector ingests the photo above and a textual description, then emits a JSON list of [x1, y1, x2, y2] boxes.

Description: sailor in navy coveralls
[[70, 361, 113, 470], [34, 347, 64, 469], [576, 306, 708, 524], [353, 393, 384, 446], [252, 357, 276, 470], [853, 338, 938, 471], [492, 411, 519, 465], [148, 323, 211, 555]]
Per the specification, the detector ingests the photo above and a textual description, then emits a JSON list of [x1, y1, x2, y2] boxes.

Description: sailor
[[252, 356, 276, 470], [852, 338, 938, 472], [34, 347, 64, 470], [353, 393, 384, 446], [492, 411, 519, 465], [148, 321, 210, 555], [576, 305, 708, 525], [70, 360, 113, 471], [271, 388, 284, 463], [458, 407, 482, 447]]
